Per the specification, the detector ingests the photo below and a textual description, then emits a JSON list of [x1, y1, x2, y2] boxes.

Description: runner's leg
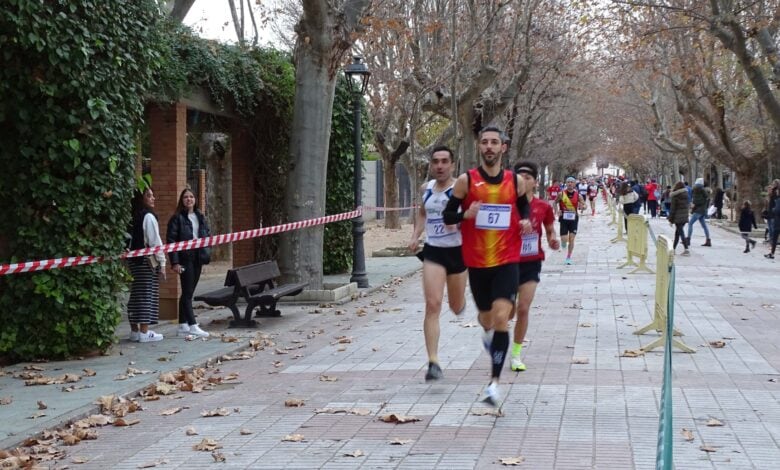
[[422, 261, 446, 365]]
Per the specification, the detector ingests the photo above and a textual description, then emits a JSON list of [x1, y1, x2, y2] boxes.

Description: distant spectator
[[645, 179, 659, 218], [765, 179, 780, 259], [660, 185, 672, 217], [668, 182, 690, 256], [713, 186, 725, 219], [738, 200, 758, 254], [687, 178, 712, 247]]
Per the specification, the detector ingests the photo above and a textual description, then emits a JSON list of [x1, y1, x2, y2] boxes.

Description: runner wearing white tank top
[[407, 146, 467, 382]]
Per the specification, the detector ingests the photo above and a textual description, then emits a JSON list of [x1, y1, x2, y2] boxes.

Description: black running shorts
[[468, 263, 519, 312], [518, 260, 542, 286], [422, 244, 466, 275], [559, 218, 578, 236]]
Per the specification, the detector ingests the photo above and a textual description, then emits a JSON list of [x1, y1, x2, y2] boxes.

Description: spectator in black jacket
[[167, 188, 211, 337], [738, 201, 758, 253]]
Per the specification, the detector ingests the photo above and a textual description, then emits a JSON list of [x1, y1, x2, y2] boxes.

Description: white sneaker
[[681, 249, 691, 256], [481, 382, 502, 407], [138, 330, 164, 343], [129, 331, 140, 342], [189, 324, 210, 338], [177, 324, 191, 336], [510, 354, 527, 371]]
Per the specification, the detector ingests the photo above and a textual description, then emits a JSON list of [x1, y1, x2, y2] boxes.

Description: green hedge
[[0, 0, 167, 358]]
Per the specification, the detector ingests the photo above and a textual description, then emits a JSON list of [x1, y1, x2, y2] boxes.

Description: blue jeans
[[687, 212, 710, 239]]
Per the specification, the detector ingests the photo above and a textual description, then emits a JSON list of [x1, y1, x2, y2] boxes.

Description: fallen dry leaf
[[113, 418, 140, 426], [60, 434, 81, 445], [221, 335, 240, 343], [137, 458, 169, 468], [700, 445, 717, 453], [72, 456, 89, 464], [498, 456, 525, 465], [378, 414, 421, 424], [211, 451, 226, 462], [681, 428, 695, 442], [155, 382, 177, 395], [0, 396, 12, 405], [285, 399, 305, 407], [160, 407, 182, 416], [193, 438, 222, 451], [82, 368, 96, 377], [319, 375, 338, 382], [201, 407, 230, 417], [274, 348, 289, 355], [709, 340, 726, 348], [389, 438, 413, 445], [282, 433, 305, 442], [571, 357, 590, 364], [314, 407, 371, 416], [27, 412, 46, 419], [185, 427, 198, 436], [706, 418, 724, 427], [239, 428, 253, 435], [579, 322, 593, 328], [37, 400, 47, 410], [621, 349, 645, 358], [471, 408, 505, 417], [334, 336, 353, 344], [158, 372, 177, 384], [24, 365, 45, 371], [343, 449, 364, 457]]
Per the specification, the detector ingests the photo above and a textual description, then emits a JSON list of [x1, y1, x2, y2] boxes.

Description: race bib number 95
[[476, 204, 512, 230]]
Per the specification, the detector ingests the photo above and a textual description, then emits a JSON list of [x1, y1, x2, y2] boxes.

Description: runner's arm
[[408, 183, 428, 252], [515, 175, 530, 219], [443, 174, 470, 224]]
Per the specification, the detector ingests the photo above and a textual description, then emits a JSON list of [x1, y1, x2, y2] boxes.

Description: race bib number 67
[[476, 204, 512, 230]]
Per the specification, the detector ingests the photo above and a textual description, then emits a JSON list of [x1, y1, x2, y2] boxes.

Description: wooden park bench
[[194, 261, 308, 328]]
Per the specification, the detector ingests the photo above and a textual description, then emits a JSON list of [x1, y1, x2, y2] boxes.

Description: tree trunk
[[383, 159, 400, 229], [278, 54, 336, 289], [734, 164, 761, 214]]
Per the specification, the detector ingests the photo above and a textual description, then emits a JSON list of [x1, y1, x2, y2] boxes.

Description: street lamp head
[[344, 55, 371, 95]]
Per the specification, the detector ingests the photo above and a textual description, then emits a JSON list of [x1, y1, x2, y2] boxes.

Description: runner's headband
[[515, 166, 537, 179]]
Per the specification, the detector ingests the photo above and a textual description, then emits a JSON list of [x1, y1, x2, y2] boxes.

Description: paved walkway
[[2, 200, 780, 469]]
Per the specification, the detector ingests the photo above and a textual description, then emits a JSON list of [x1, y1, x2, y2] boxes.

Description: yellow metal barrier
[[618, 214, 653, 273], [607, 195, 617, 226], [611, 209, 626, 243], [635, 234, 695, 353]]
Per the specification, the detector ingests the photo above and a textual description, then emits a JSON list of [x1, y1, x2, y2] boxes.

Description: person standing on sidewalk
[[442, 126, 531, 406], [645, 179, 659, 218], [765, 179, 780, 259], [407, 146, 467, 381], [738, 201, 758, 253], [127, 187, 166, 343], [510, 161, 560, 372], [687, 178, 712, 247], [668, 182, 691, 256], [167, 188, 211, 338], [557, 177, 582, 265]]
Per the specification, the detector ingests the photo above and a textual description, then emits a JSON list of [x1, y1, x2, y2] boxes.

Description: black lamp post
[[344, 55, 371, 288]]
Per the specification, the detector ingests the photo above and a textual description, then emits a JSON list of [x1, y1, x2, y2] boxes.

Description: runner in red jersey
[[442, 126, 532, 407], [546, 180, 561, 218], [510, 161, 560, 371], [557, 177, 581, 265]]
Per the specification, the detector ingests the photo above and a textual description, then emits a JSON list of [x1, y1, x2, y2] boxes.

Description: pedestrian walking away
[[443, 126, 532, 407], [127, 187, 166, 343], [167, 188, 212, 339], [557, 177, 582, 265], [407, 146, 467, 382], [645, 178, 658, 218], [687, 177, 712, 247], [738, 200, 758, 253], [510, 161, 560, 372], [668, 182, 691, 256]]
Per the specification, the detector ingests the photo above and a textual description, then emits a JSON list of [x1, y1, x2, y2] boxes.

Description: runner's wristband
[[443, 196, 464, 224]]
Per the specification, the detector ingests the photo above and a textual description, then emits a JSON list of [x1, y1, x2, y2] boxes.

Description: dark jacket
[[167, 209, 211, 265], [691, 186, 709, 215], [713, 188, 725, 208], [668, 188, 690, 224], [738, 208, 757, 232]]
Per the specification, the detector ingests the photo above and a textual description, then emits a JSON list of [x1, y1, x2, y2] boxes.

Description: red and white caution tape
[[0, 208, 362, 276], [362, 205, 418, 212]]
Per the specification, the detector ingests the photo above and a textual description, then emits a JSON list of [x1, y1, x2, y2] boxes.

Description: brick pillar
[[230, 125, 256, 267], [197, 169, 207, 214], [148, 103, 187, 321]]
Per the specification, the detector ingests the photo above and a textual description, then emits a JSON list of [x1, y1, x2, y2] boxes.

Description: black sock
[[490, 331, 510, 379]]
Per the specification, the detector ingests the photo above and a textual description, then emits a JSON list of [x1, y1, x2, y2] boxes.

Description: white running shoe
[[138, 330, 163, 343], [129, 331, 140, 342], [481, 382, 502, 407], [177, 324, 191, 336], [510, 354, 527, 371], [189, 324, 210, 338]]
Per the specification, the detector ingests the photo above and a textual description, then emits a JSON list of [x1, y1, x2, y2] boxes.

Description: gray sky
[[184, 0, 280, 45]]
